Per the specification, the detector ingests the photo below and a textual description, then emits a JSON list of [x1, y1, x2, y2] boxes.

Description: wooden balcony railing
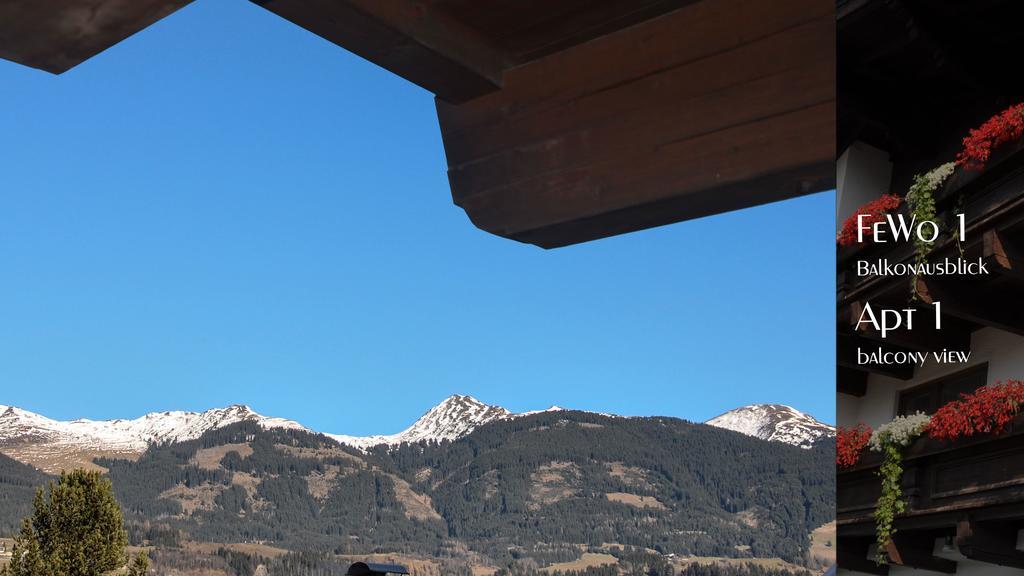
[[837, 414, 1024, 574]]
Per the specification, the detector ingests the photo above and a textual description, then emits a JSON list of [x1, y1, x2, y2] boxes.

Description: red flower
[[837, 424, 872, 468], [956, 103, 1024, 171], [837, 194, 902, 247], [925, 380, 1024, 441]]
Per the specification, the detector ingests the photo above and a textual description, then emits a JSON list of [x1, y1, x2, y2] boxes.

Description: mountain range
[[0, 396, 833, 473], [0, 397, 835, 576]]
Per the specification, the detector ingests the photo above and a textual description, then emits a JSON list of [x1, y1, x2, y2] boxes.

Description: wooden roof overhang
[[837, 144, 1024, 394], [0, 1, 194, 74], [0, 0, 835, 248], [837, 414, 1024, 573]]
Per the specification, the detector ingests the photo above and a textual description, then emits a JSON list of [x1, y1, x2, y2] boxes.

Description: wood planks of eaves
[[0, 0, 836, 249], [0, 0, 193, 74], [434, 0, 836, 247]]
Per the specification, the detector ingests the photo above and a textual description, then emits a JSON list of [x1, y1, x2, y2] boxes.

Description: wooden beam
[[251, 0, 507, 103], [887, 533, 957, 573], [838, 537, 889, 575], [438, 1, 701, 66], [957, 519, 1024, 569], [0, 0, 193, 74], [436, 0, 835, 247], [975, 229, 1024, 282], [838, 366, 868, 397], [915, 278, 1024, 337], [2, 0, 835, 249]]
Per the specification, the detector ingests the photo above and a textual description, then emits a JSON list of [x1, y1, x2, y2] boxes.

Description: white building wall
[[837, 141, 893, 229], [837, 392, 861, 427]]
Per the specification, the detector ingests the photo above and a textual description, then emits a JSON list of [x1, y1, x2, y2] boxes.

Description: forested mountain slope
[[376, 411, 833, 562], [0, 411, 833, 573], [0, 452, 52, 534]]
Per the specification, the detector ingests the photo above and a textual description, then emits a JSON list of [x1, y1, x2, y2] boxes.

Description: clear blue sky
[[0, 0, 835, 434]]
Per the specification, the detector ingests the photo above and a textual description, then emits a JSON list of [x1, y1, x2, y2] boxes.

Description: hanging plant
[[957, 103, 1024, 170], [868, 413, 930, 564], [837, 424, 872, 468], [837, 194, 902, 247], [926, 380, 1024, 441], [905, 162, 955, 299], [855, 379, 1024, 564]]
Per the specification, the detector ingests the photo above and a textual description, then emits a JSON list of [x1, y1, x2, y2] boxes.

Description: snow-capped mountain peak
[[326, 394, 513, 450], [0, 403, 306, 452], [0, 399, 834, 467], [705, 404, 835, 449], [0, 396, 524, 458]]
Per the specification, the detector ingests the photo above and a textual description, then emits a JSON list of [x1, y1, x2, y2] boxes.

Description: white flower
[[869, 413, 931, 451], [922, 162, 956, 191]]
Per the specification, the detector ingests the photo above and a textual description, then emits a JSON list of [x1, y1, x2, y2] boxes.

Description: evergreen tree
[[2, 470, 128, 576], [127, 552, 150, 576]]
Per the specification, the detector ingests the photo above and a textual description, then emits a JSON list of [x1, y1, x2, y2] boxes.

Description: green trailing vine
[[874, 440, 906, 563], [905, 162, 955, 300], [868, 413, 930, 564]]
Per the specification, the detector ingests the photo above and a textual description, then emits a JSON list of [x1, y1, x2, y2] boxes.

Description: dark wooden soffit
[[249, 0, 702, 104], [436, 0, 836, 247], [838, 366, 868, 397], [2, 0, 836, 249], [249, 0, 508, 104], [251, 0, 835, 247], [0, 0, 193, 74]]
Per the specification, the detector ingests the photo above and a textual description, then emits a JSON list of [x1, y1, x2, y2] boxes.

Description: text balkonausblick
[[857, 257, 989, 277]]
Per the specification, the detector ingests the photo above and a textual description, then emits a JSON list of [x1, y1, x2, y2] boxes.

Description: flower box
[[838, 412, 1024, 522]]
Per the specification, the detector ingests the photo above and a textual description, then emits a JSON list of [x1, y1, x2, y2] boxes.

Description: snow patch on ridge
[[0, 404, 306, 452], [0, 398, 833, 456], [326, 395, 514, 449], [705, 404, 835, 449]]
